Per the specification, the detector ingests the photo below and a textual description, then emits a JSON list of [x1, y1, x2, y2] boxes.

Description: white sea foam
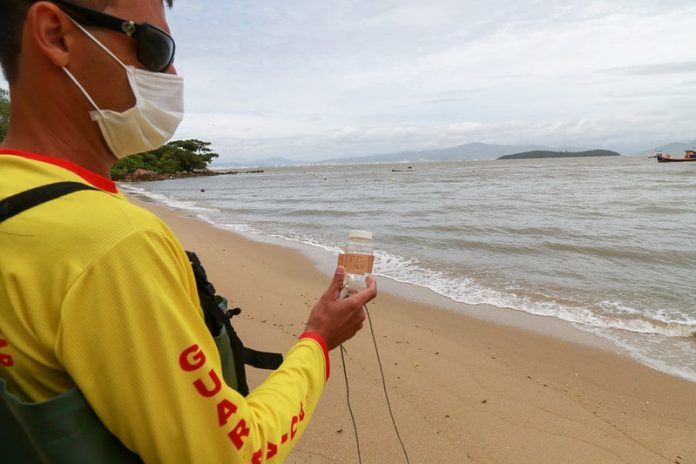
[[375, 250, 696, 338], [212, 221, 258, 234], [578, 326, 696, 383], [370, 248, 696, 383], [268, 233, 343, 255], [119, 184, 215, 213]]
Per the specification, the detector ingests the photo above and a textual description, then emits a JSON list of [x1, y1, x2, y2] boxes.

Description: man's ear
[[25, 2, 77, 69]]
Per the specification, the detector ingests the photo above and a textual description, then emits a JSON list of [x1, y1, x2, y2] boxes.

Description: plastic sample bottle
[[340, 230, 374, 298]]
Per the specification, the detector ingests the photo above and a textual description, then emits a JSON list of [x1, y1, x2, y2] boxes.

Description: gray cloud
[[607, 61, 696, 76], [3, 0, 696, 161], [166, 1, 696, 161]]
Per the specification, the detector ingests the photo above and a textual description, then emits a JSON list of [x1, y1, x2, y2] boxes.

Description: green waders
[[0, 329, 240, 463]]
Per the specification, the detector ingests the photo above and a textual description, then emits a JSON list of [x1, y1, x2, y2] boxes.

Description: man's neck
[[2, 135, 114, 179], [1, 93, 116, 179]]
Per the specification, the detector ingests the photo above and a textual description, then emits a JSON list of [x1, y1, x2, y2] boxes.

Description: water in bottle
[[339, 230, 374, 298]]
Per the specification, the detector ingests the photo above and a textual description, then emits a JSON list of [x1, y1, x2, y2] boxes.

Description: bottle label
[[338, 253, 374, 274]]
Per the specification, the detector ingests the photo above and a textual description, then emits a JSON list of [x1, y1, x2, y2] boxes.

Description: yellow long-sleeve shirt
[[0, 149, 329, 463]]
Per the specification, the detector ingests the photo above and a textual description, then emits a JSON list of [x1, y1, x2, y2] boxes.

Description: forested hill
[[498, 150, 621, 160]]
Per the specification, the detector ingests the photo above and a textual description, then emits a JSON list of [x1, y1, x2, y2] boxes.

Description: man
[[0, 0, 376, 462]]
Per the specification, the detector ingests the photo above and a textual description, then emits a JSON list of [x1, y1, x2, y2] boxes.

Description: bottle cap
[[348, 230, 373, 240]]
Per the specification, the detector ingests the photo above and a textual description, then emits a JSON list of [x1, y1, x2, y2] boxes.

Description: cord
[[340, 344, 362, 464], [341, 303, 411, 464], [364, 303, 411, 464]]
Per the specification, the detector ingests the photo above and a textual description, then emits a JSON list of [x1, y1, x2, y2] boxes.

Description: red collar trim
[[0, 149, 118, 193]]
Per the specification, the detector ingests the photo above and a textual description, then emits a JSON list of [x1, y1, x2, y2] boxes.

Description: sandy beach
[[131, 196, 696, 464]]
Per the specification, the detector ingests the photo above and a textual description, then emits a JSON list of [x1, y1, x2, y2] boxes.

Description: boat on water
[[656, 150, 696, 163]]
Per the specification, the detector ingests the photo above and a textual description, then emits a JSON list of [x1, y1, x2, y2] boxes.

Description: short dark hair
[[0, 0, 174, 82]]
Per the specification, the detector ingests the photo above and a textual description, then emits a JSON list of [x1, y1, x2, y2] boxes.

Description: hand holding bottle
[[305, 266, 377, 351]]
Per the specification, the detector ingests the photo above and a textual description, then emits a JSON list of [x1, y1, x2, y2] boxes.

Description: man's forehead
[[105, 0, 166, 15]]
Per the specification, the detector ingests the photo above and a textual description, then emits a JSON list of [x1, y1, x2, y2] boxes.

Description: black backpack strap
[[186, 251, 283, 396], [244, 348, 283, 370], [0, 181, 98, 223]]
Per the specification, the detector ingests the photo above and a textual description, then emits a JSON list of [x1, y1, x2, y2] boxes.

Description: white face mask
[[62, 19, 184, 159]]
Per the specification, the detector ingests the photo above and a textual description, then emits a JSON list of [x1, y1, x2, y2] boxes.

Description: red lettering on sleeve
[[179, 345, 206, 371], [252, 449, 263, 464], [227, 419, 250, 450], [299, 402, 305, 421], [281, 433, 288, 444], [0, 353, 13, 367], [290, 415, 299, 440], [0, 339, 13, 367], [266, 441, 278, 459], [193, 369, 222, 397], [217, 398, 238, 427]]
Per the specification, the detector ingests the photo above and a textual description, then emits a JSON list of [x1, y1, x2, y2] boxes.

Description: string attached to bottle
[[340, 302, 411, 464], [339, 345, 362, 463]]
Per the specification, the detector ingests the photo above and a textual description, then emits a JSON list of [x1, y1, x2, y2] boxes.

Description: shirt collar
[[0, 149, 118, 193]]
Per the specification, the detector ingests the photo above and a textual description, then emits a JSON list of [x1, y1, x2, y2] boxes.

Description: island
[[498, 149, 621, 160], [111, 139, 263, 182]]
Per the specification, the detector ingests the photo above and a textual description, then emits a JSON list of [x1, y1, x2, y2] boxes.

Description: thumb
[[327, 266, 346, 300]]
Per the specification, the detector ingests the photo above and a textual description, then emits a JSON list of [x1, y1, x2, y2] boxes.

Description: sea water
[[121, 156, 696, 382]]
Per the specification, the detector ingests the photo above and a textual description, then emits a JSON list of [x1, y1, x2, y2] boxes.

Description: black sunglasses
[[50, 0, 176, 73]]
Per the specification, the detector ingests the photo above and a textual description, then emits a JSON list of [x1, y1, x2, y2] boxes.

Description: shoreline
[[129, 195, 696, 463], [115, 168, 265, 183]]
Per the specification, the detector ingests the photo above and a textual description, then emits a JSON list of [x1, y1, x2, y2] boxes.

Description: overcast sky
[[4, 0, 696, 162]]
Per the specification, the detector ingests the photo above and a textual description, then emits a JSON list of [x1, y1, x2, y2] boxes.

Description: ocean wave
[[268, 232, 343, 255], [369, 249, 696, 339]]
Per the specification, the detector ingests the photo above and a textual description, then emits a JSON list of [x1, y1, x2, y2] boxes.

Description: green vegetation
[[0, 88, 9, 142], [111, 139, 219, 180], [498, 149, 620, 160]]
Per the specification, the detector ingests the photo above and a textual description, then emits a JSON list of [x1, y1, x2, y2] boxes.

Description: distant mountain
[[213, 142, 622, 167], [253, 157, 300, 167], [212, 157, 299, 169], [643, 140, 696, 155], [499, 149, 621, 160], [321, 142, 549, 164], [210, 162, 244, 169]]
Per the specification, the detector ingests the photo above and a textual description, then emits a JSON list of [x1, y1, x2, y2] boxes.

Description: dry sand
[[131, 196, 696, 464]]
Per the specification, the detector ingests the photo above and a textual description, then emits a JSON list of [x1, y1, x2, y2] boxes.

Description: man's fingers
[[344, 277, 377, 308], [326, 266, 346, 300], [330, 287, 375, 320]]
